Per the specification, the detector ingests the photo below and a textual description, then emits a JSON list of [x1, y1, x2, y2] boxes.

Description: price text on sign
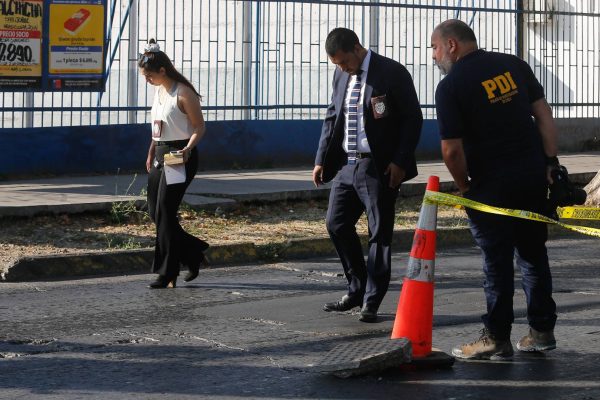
[[0, 0, 43, 80], [0, 42, 32, 62], [0, 38, 39, 65]]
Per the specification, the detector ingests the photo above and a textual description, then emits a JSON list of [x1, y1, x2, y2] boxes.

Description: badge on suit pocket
[[371, 95, 389, 119]]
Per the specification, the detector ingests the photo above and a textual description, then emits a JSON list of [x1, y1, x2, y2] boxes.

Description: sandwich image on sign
[[64, 9, 91, 35]]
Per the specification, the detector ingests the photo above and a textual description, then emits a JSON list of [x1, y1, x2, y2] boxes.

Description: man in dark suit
[[313, 28, 423, 322]]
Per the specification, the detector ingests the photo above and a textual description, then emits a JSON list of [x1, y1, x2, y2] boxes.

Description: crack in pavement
[[188, 335, 247, 351]]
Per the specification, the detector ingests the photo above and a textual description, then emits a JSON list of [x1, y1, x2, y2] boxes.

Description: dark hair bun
[[148, 38, 156, 44]]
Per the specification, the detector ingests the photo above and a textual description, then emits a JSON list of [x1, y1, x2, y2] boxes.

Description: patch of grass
[[110, 174, 148, 224], [104, 235, 144, 250]]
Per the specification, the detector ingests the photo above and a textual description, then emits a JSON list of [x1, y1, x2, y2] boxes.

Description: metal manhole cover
[[310, 337, 411, 378]]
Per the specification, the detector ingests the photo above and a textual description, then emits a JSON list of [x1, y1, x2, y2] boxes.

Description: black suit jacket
[[315, 52, 423, 183]]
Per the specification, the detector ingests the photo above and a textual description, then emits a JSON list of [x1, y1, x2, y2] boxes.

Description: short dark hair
[[435, 19, 477, 43], [325, 27, 360, 56]]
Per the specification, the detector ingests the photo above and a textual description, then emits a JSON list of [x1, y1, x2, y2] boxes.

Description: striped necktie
[[346, 71, 362, 165]]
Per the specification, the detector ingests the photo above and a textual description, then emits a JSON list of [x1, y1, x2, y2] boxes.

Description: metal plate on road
[[310, 337, 411, 378]]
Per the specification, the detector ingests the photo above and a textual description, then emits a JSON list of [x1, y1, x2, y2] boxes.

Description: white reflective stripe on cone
[[406, 256, 435, 282], [417, 203, 438, 230]]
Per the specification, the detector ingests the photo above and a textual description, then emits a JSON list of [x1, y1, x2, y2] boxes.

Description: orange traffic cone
[[391, 175, 439, 357]]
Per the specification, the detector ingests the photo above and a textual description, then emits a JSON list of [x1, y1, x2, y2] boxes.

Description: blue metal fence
[[0, 0, 598, 127]]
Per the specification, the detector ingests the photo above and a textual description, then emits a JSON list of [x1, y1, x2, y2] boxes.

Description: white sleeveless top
[[150, 83, 192, 142]]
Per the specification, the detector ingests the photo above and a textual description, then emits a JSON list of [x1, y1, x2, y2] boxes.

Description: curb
[[1, 223, 591, 282], [1, 242, 257, 282], [1, 228, 474, 282]]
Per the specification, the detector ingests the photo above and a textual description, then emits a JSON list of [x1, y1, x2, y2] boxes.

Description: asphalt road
[[1, 238, 600, 400]]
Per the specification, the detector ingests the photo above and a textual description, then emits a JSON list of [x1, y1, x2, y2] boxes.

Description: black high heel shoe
[[183, 267, 199, 283], [184, 253, 206, 282], [148, 275, 177, 289]]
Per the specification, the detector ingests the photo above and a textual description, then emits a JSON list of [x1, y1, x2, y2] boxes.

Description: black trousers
[[147, 142, 208, 278], [325, 158, 399, 308]]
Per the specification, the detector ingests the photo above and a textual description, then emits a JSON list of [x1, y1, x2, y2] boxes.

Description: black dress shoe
[[359, 304, 378, 323], [323, 295, 361, 312]]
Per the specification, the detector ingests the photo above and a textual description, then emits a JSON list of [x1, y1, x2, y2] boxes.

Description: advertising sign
[[48, 0, 105, 90], [0, 0, 43, 89], [0, 0, 106, 91]]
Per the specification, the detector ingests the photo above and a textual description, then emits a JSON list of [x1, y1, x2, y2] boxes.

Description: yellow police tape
[[423, 190, 600, 238], [557, 206, 600, 220]]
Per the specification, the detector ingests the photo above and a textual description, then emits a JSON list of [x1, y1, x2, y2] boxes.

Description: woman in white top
[[139, 39, 209, 289]]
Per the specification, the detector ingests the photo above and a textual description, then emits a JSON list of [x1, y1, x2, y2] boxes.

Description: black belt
[[356, 153, 372, 159], [155, 139, 188, 146]]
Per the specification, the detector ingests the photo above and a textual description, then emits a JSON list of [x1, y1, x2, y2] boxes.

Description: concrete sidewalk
[[1, 152, 598, 217]]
